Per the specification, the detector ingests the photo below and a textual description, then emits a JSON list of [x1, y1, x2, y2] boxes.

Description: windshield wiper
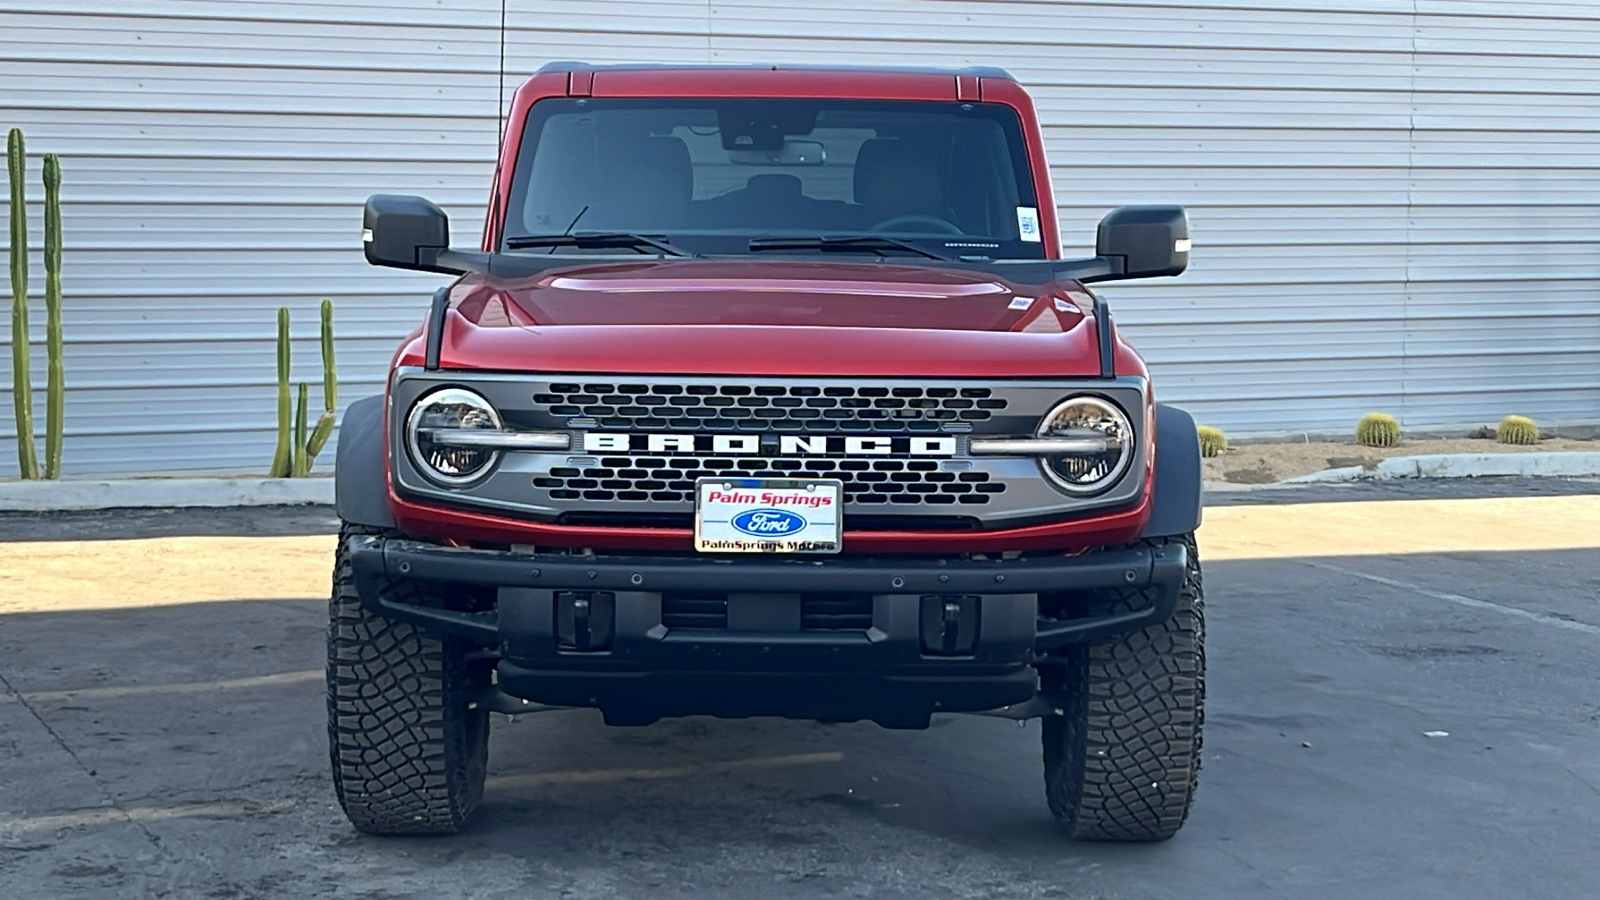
[[504, 231, 690, 257], [747, 235, 951, 261]]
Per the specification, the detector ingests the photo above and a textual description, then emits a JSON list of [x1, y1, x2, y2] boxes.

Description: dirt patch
[[1203, 436, 1597, 484], [0, 534, 335, 613]]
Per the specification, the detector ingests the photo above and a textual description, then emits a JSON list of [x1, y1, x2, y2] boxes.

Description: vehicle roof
[[534, 61, 1016, 81]]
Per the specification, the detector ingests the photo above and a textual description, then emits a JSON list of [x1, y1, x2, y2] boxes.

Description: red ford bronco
[[333, 62, 1203, 841]]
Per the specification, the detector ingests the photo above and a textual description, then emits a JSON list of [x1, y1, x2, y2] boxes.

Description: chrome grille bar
[[421, 429, 571, 451]]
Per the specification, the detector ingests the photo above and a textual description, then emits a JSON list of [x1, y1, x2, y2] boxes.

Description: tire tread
[[326, 523, 488, 835], [1043, 533, 1205, 842]]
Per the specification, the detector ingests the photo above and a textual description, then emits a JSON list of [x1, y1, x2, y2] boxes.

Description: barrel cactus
[[1196, 425, 1227, 458], [1355, 412, 1401, 448], [1496, 415, 1539, 445]]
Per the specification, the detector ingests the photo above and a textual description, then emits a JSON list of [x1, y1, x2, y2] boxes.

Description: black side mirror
[[1094, 205, 1189, 280], [363, 194, 453, 272]]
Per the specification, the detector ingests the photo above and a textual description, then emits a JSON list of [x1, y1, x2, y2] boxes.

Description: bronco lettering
[[582, 433, 958, 456]]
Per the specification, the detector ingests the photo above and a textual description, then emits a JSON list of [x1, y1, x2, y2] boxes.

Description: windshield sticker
[[1009, 296, 1035, 310], [1016, 207, 1041, 243]]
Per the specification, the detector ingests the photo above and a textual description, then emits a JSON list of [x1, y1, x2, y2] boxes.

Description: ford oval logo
[[731, 508, 806, 537]]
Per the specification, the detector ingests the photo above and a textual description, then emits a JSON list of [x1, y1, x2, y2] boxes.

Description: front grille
[[393, 372, 1151, 529], [534, 455, 1007, 506], [534, 382, 1007, 433], [659, 592, 874, 631]]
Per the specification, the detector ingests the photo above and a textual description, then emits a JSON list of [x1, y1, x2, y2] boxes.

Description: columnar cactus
[[306, 298, 338, 461], [42, 153, 63, 479], [269, 300, 338, 477], [269, 307, 293, 477], [1355, 412, 1401, 448], [293, 382, 310, 477], [1496, 415, 1539, 445], [8, 127, 38, 479], [1196, 425, 1227, 458]]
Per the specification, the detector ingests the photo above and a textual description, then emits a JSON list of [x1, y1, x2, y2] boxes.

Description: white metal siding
[[1, 0, 1597, 475]]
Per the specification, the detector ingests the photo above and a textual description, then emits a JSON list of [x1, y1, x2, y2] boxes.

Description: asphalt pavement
[[1, 481, 1597, 899]]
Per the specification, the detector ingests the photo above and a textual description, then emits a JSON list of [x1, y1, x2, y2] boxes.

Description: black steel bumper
[[347, 536, 1186, 728]]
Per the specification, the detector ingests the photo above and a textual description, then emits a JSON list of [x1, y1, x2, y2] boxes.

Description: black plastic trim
[[344, 536, 1188, 651], [495, 666, 1036, 728], [424, 286, 449, 371], [374, 593, 500, 644], [1094, 292, 1115, 378], [351, 536, 1166, 596], [1033, 543, 1186, 650], [1143, 404, 1204, 538], [384, 250, 1127, 286], [333, 395, 395, 529]]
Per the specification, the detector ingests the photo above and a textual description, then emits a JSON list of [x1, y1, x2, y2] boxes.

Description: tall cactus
[[8, 127, 38, 479], [42, 153, 63, 479], [269, 307, 292, 477], [268, 300, 337, 476], [292, 382, 310, 477], [306, 298, 337, 460]]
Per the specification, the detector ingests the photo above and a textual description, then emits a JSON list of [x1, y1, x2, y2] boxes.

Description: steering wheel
[[869, 215, 963, 235]]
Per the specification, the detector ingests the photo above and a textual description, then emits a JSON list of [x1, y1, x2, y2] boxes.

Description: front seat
[[852, 138, 953, 229], [590, 136, 693, 231]]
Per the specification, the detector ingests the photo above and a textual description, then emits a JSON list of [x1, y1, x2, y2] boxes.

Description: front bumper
[[347, 536, 1186, 727]]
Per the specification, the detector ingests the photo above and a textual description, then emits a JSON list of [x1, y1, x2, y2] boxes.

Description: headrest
[[608, 136, 692, 205], [853, 138, 943, 212], [588, 136, 693, 228], [745, 173, 803, 199]]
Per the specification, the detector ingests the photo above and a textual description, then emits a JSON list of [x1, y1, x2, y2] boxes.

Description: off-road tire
[[1042, 533, 1204, 841], [327, 523, 490, 835]]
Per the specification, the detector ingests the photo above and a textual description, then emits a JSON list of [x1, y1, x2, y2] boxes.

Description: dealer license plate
[[694, 478, 843, 554]]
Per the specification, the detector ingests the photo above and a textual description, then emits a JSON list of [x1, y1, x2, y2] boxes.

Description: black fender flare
[[335, 394, 396, 529], [1142, 403, 1203, 538]]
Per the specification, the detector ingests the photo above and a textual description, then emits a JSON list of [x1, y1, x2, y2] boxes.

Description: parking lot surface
[[2, 481, 1597, 899]]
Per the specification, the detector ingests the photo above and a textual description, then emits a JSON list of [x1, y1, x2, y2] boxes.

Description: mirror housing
[[363, 194, 455, 272], [1092, 205, 1190, 281]]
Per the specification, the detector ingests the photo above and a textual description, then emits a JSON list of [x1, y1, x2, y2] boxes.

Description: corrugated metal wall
[[2, 0, 1597, 475]]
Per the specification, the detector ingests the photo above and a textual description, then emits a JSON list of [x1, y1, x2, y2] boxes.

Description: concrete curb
[[1282, 452, 1600, 484], [1278, 465, 1368, 485], [0, 476, 334, 512]]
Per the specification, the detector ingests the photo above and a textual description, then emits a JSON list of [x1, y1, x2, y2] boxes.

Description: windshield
[[504, 98, 1045, 259]]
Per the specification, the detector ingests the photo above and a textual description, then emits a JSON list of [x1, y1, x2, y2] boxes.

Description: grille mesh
[[534, 382, 1007, 433], [534, 455, 1006, 506]]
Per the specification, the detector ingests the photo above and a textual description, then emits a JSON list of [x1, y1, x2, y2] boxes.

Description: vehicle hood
[[428, 259, 1114, 378]]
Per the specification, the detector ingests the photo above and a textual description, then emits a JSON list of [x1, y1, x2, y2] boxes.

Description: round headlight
[[406, 388, 502, 485], [1036, 396, 1133, 494]]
